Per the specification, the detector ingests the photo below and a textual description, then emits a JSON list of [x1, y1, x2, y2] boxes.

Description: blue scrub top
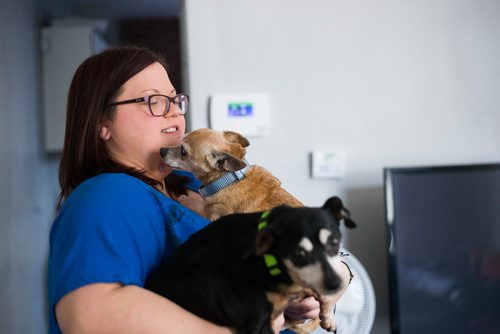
[[48, 172, 209, 333]]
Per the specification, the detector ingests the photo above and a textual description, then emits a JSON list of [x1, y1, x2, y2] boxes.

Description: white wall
[[0, 0, 62, 332], [182, 0, 500, 332]]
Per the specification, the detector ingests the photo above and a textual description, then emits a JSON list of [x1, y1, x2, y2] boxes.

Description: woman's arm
[[56, 283, 233, 334]]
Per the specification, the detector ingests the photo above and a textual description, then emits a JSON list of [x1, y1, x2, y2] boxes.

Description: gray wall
[[182, 0, 500, 332], [0, 0, 63, 332], [0, 0, 177, 332]]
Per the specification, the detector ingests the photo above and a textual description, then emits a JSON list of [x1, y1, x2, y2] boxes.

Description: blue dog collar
[[198, 159, 251, 197]]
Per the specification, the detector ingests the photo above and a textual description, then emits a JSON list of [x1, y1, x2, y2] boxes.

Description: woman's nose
[[165, 102, 181, 118]]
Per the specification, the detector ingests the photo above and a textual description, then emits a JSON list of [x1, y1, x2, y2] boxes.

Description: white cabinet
[[41, 25, 108, 152]]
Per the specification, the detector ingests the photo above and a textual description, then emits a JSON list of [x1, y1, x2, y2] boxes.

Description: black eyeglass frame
[[108, 93, 189, 117]]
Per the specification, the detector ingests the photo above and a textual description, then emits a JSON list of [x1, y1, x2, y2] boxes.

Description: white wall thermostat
[[209, 93, 271, 137]]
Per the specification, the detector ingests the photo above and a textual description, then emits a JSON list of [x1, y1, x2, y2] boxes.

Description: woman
[[48, 46, 342, 333]]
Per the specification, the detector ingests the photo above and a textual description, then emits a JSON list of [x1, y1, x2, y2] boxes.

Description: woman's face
[[100, 62, 185, 182]]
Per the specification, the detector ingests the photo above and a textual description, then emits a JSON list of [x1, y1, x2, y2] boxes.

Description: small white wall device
[[209, 93, 271, 137], [311, 150, 347, 179]]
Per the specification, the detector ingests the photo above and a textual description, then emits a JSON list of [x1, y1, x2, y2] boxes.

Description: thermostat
[[209, 94, 271, 137]]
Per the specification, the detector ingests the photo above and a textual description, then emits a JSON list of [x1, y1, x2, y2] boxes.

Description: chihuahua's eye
[[319, 228, 339, 256], [291, 248, 309, 266], [325, 235, 340, 256], [180, 146, 187, 157], [327, 235, 339, 247]]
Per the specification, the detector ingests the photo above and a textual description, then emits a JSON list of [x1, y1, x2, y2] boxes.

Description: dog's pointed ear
[[255, 230, 274, 256], [322, 196, 357, 229], [207, 152, 247, 171], [223, 131, 250, 148]]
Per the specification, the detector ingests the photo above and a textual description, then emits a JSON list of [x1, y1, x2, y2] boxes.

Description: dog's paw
[[317, 294, 337, 332], [285, 317, 321, 334], [177, 190, 206, 215], [319, 304, 337, 332], [319, 312, 337, 332]]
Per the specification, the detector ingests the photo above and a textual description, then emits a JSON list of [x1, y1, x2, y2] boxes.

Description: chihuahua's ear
[[223, 131, 250, 148], [255, 230, 274, 256], [207, 152, 247, 171], [322, 196, 357, 229]]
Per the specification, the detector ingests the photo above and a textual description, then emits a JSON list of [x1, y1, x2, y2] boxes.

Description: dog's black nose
[[160, 147, 168, 158], [324, 276, 341, 292]]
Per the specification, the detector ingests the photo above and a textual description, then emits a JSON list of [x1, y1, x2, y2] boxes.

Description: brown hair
[[57, 46, 187, 210]]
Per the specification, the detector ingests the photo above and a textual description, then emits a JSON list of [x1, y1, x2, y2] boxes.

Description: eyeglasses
[[108, 93, 189, 117]]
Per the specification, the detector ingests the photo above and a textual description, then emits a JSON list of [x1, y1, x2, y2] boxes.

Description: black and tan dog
[[159, 128, 356, 333], [146, 198, 348, 334]]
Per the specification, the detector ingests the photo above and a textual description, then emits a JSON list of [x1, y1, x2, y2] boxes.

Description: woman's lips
[[161, 126, 178, 133]]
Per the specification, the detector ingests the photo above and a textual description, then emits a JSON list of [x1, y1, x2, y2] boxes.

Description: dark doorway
[[118, 18, 183, 92]]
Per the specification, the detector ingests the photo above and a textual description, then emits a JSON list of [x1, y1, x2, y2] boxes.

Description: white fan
[[312, 248, 376, 334]]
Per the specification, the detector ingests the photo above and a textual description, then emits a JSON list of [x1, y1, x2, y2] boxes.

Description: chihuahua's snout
[[160, 147, 168, 158], [324, 275, 341, 292]]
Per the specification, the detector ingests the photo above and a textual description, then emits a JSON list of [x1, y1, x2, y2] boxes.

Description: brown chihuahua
[[160, 128, 303, 220]]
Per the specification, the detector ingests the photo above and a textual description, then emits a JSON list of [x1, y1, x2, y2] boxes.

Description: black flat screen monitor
[[384, 163, 500, 334]]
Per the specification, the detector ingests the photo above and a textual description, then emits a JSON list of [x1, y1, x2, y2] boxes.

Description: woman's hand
[[269, 297, 320, 333], [284, 296, 320, 321]]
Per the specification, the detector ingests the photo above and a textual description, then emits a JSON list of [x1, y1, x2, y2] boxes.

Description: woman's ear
[[99, 125, 111, 141]]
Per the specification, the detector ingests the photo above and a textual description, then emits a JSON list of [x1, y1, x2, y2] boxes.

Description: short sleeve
[[48, 173, 211, 333], [48, 174, 166, 310]]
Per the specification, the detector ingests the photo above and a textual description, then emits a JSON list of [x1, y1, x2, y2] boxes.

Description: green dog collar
[[258, 210, 282, 276]]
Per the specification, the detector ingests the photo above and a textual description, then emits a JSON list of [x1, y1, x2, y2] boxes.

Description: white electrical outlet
[[311, 150, 346, 179]]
